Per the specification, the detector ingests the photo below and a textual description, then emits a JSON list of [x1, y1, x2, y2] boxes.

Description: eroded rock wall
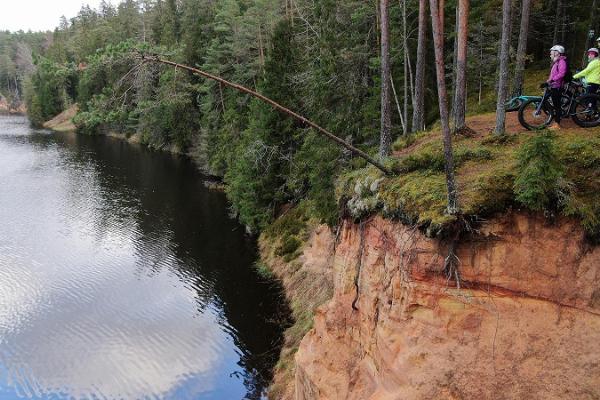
[[294, 213, 600, 400]]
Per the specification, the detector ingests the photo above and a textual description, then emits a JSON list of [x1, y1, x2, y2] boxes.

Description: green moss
[[338, 122, 600, 238], [396, 142, 493, 173], [392, 130, 432, 151]]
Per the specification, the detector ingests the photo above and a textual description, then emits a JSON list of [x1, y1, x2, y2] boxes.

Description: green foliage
[[15, 0, 600, 242], [394, 141, 492, 173], [253, 260, 275, 279], [264, 204, 310, 262], [276, 236, 302, 261], [26, 58, 75, 126], [514, 131, 563, 211]]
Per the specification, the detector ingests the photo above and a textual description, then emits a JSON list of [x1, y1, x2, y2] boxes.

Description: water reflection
[[0, 115, 289, 399]]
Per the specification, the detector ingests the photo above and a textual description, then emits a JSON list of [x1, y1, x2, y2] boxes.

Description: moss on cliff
[[337, 125, 600, 238]]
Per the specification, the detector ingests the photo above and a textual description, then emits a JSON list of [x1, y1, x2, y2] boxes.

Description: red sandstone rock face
[[294, 213, 600, 400]]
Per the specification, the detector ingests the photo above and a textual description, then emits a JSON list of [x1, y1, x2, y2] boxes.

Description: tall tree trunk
[[553, 0, 562, 44], [478, 17, 484, 105], [583, 0, 598, 67], [403, 0, 409, 134], [451, 6, 459, 126], [513, 0, 531, 96], [494, 0, 512, 135], [454, 0, 470, 131], [560, 1, 567, 45], [412, 0, 427, 132], [379, 0, 392, 158], [429, 0, 459, 215]]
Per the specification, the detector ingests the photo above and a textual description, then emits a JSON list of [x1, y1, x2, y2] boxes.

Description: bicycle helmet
[[550, 45, 565, 54], [588, 47, 599, 56]]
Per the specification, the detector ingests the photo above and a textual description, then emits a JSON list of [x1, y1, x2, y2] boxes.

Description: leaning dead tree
[[138, 53, 391, 175]]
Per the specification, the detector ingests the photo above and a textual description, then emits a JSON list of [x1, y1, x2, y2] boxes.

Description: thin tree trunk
[[429, 0, 459, 215], [143, 56, 391, 174], [553, 0, 562, 44], [407, 41, 416, 106], [513, 0, 531, 97], [451, 6, 459, 126], [391, 75, 405, 132], [379, 0, 393, 158], [412, 0, 427, 132], [403, 0, 408, 134], [583, 0, 598, 66], [454, 0, 470, 131], [560, 1, 567, 45], [478, 17, 483, 105], [258, 25, 265, 75], [494, 0, 512, 134]]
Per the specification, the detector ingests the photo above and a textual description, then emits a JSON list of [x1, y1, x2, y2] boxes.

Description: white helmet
[[550, 45, 565, 54], [588, 47, 600, 56]]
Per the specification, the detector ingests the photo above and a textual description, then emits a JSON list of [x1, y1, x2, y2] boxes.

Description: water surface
[[0, 115, 288, 399]]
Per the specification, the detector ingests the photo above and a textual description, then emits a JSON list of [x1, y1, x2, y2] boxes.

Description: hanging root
[[444, 240, 461, 289], [444, 215, 470, 289], [352, 221, 366, 311]]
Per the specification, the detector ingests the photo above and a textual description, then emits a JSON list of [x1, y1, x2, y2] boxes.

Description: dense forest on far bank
[[1, 0, 599, 233]]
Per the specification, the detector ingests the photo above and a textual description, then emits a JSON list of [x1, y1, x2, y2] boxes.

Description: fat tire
[[518, 98, 553, 130], [571, 94, 600, 128]]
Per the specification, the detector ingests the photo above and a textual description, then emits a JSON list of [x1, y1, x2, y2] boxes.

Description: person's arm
[[574, 62, 593, 79]]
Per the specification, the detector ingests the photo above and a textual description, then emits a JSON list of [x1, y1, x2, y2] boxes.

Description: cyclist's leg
[[550, 88, 562, 124], [587, 84, 600, 109]]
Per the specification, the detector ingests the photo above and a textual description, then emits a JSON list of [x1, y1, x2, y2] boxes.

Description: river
[[0, 115, 289, 399]]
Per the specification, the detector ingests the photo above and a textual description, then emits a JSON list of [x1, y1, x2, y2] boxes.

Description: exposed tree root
[[352, 221, 366, 311], [443, 215, 470, 289]]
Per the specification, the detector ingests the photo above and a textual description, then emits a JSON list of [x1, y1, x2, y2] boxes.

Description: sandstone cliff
[[269, 212, 600, 399]]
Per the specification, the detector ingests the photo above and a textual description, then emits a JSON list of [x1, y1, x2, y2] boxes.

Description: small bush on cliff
[[514, 131, 564, 211]]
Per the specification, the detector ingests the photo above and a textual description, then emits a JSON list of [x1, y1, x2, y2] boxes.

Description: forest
[[0, 0, 599, 232]]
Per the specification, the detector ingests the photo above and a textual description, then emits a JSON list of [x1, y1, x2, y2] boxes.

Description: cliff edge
[[292, 213, 600, 399]]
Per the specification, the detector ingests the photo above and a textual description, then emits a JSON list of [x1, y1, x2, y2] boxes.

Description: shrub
[[514, 130, 563, 211]]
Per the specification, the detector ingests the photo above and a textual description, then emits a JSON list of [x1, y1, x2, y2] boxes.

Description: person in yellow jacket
[[574, 48, 600, 96]]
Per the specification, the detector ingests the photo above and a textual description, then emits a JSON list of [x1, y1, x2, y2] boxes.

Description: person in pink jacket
[[543, 45, 568, 129]]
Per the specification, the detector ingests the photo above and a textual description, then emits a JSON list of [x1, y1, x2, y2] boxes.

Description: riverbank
[[0, 96, 26, 115]]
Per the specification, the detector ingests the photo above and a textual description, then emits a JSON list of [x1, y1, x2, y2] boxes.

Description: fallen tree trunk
[[140, 53, 392, 175]]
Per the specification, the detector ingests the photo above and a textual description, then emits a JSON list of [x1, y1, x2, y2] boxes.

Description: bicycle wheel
[[572, 94, 600, 128], [518, 98, 553, 130]]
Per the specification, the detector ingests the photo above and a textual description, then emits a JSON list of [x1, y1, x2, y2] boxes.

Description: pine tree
[[379, 0, 392, 158]]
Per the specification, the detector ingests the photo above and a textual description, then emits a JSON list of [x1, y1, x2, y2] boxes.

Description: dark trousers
[[587, 83, 599, 109], [550, 88, 562, 123]]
